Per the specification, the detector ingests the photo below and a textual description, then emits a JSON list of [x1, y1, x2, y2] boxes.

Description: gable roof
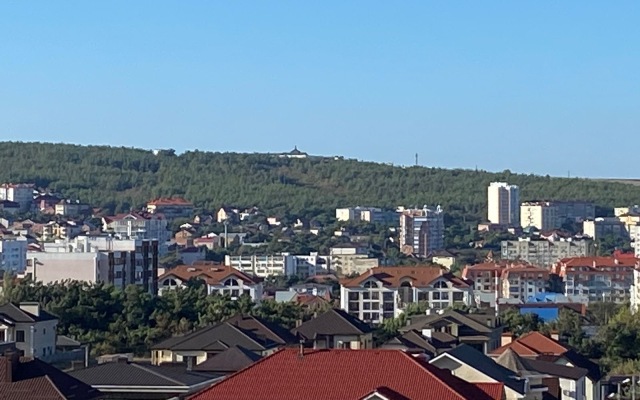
[[431, 345, 527, 395], [402, 310, 494, 335], [496, 349, 588, 380], [0, 303, 58, 324], [193, 346, 262, 373], [226, 314, 297, 345], [341, 266, 470, 289], [159, 265, 259, 285], [188, 349, 502, 400], [292, 309, 372, 339]]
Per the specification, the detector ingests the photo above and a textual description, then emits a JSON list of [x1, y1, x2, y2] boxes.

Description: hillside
[[1, 141, 639, 225]]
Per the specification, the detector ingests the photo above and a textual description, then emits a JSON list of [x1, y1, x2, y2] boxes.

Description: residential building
[[27, 236, 160, 293], [335, 206, 397, 225], [32, 194, 60, 212], [520, 201, 558, 230], [216, 207, 238, 223], [462, 262, 549, 305], [399, 205, 445, 257], [339, 266, 473, 324], [193, 234, 221, 250], [553, 256, 637, 303], [555, 201, 595, 224], [632, 268, 640, 313], [488, 182, 520, 226], [501, 237, 594, 267], [615, 205, 640, 217], [224, 253, 328, 278], [54, 200, 91, 217], [429, 249, 457, 270], [430, 345, 529, 400], [192, 346, 262, 375], [41, 220, 83, 241], [277, 146, 308, 159], [0, 345, 102, 400], [0, 236, 28, 273], [0, 200, 20, 215], [583, 218, 628, 240], [330, 243, 379, 276], [292, 308, 373, 349], [0, 183, 35, 211], [151, 314, 295, 366], [489, 332, 601, 400], [0, 302, 58, 358], [146, 197, 194, 220], [157, 264, 263, 301], [188, 348, 504, 400], [381, 329, 457, 358], [402, 309, 503, 353], [102, 212, 169, 244]]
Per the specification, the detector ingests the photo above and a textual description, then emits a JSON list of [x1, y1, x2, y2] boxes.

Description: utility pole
[[415, 153, 418, 166]]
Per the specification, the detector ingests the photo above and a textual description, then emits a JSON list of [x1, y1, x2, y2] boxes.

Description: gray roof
[[56, 335, 81, 347], [292, 309, 372, 339], [403, 310, 494, 335], [496, 349, 588, 380], [0, 303, 58, 323], [193, 346, 262, 373]]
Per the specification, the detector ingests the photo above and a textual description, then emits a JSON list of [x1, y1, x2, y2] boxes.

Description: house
[[41, 220, 83, 241], [429, 344, 529, 400], [401, 309, 503, 353], [381, 329, 457, 357], [192, 345, 262, 375], [56, 335, 82, 353], [174, 228, 196, 246], [178, 246, 207, 266], [291, 308, 373, 349], [339, 266, 473, 324], [488, 331, 601, 400], [146, 197, 194, 220], [0, 302, 58, 358], [189, 348, 503, 400], [496, 348, 588, 400], [0, 343, 102, 399], [151, 314, 295, 366], [32, 194, 61, 212], [193, 234, 221, 250], [0, 183, 35, 211], [216, 207, 238, 223], [157, 264, 263, 302], [0, 235, 28, 273], [429, 250, 457, 270], [69, 357, 220, 399], [54, 200, 91, 217]]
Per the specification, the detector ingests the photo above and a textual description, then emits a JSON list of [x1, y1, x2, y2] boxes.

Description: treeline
[[1, 141, 639, 225]]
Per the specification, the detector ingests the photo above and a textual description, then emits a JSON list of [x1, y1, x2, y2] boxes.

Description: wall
[[29, 253, 100, 284]]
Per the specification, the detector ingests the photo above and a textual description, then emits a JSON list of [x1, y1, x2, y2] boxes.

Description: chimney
[[501, 332, 513, 347], [298, 340, 305, 359], [421, 329, 432, 338], [550, 331, 560, 341], [19, 302, 40, 317], [187, 356, 194, 371], [295, 319, 303, 328], [0, 350, 19, 383]]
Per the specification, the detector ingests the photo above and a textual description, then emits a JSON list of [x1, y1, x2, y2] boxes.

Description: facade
[[340, 266, 473, 324], [0, 236, 28, 273], [27, 236, 160, 293], [399, 206, 445, 257], [102, 212, 169, 244], [335, 207, 397, 225], [41, 221, 83, 241], [224, 253, 330, 278], [555, 201, 595, 224], [146, 197, 194, 220], [520, 201, 558, 230], [330, 243, 379, 276], [462, 262, 549, 304], [0, 303, 58, 358], [157, 264, 263, 302], [553, 256, 637, 303], [487, 182, 520, 226], [501, 237, 594, 267], [54, 200, 91, 217], [631, 268, 640, 313], [292, 308, 373, 349], [0, 183, 34, 211]]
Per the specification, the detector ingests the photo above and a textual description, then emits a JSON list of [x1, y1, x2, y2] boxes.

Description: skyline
[[1, 2, 639, 178]]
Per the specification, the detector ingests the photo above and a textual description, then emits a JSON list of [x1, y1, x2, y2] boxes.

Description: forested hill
[[0, 141, 638, 223]]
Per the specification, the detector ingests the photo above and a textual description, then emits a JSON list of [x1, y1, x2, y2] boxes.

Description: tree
[[500, 309, 543, 337]]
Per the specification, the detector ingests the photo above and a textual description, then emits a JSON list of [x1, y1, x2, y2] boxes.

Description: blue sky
[[1, 2, 638, 178]]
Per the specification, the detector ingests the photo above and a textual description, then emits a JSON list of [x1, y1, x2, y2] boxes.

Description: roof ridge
[[132, 363, 186, 386], [401, 352, 467, 400], [331, 309, 365, 333], [225, 323, 267, 349], [43, 374, 67, 400]]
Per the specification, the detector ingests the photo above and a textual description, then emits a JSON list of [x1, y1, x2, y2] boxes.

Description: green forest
[[1, 141, 639, 226]]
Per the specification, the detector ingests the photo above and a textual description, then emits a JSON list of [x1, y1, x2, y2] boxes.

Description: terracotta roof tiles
[[341, 266, 470, 289]]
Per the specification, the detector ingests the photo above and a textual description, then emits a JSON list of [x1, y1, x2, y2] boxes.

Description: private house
[[69, 357, 220, 399], [192, 345, 262, 375], [489, 332, 601, 400], [216, 207, 239, 223], [157, 264, 263, 302], [151, 314, 295, 366], [54, 200, 91, 217], [188, 348, 504, 400], [291, 308, 373, 350], [381, 329, 457, 358], [429, 345, 529, 400], [146, 197, 194, 220], [0, 344, 102, 400], [340, 266, 473, 324], [401, 309, 503, 353], [0, 302, 58, 358]]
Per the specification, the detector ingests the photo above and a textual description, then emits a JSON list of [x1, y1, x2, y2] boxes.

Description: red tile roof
[[489, 332, 569, 357], [341, 266, 470, 289], [159, 265, 259, 285], [188, 349, 502, 400]]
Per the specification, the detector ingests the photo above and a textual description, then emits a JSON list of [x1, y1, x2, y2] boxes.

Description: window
[[348, 292, 360, 301], [16, 330, 25, 343], [0, 330, 5, 342], [432, 292, 440, 300], [453, 292, 464, 301], [364, 281, 379, 288], [243, 289, 251, 297], [43, 328, 46, 335], [434, 281, 448, 289], [224, 278, 239, 286]]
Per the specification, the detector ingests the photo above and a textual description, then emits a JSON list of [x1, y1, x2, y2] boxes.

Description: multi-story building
[[330, 243, 379, 276], [340, 266, 473, 324], [0, 236, 28, 273], [487, 182, 520, 226], [158, 264, 263, 302], [554, 256, 638, 303], [462, 262, 549, 304], [555, 201, 595, 224], [335, 207, 397, 225], [615, 205, 640, 217], [41, 221, 83, 241], [0, 183, 34, 212], [146, 198, 194, 220], [26, 236, 160, 293], [0, 302, 58, 358], [501, 237, 594, 267], [399, 206, 445, 257], [54, 200, 91, 217], [520, 201, 558, 230], [224, 253, 330, 278], [582, 218, 628, 240], [102, 212, 169, 244]]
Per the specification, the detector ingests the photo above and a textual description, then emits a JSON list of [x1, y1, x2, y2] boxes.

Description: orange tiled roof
[[160, 265, 259, 285], [147, 197, 193, 206], [558, 256, 638, 268], [341, 266, 470, 289], [489, 332, 569, 357]]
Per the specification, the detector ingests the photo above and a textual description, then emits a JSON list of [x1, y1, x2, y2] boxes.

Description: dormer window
[[434, 281, 448, 289], [224, 278, 239, 287], [364, 281, 379, 289]]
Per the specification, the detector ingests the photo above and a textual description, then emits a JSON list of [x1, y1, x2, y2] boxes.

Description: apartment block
[[225, 253, 330, 278], [0, 183, 34, 212], [335, 207, 397, 225], [582, 218, 628, 240], [501, 237, 594, 267], [520, 201, 558, 230], [487, 182, 519, 226], [330, 243, 379, 276], [399, 206, 445, 258], [0, 236, 28, 273], [462, 262, 549, 304], [146, 197, 194, 220], [102, 212, 169, 244]]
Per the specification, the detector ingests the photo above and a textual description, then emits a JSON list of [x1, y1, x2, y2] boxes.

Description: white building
[[0, 183, 34, 211], [339, 266, 473, 324], [0, 236, 28, 273], [399, 206, 445, 257], [0, 302, 58, 358], [488, 182, 520, 226], [102, 213, 169, 245], [224, 253, 330, 278], [330, 243, 379, 276], [520, 201, 558, 230], [335, 207, 397, 225]]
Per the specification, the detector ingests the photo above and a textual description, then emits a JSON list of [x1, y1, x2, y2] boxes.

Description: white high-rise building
[[399, 206, 445, 258], [487, 182, 520, 226]]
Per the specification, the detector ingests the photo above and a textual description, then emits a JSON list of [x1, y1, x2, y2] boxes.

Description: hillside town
[[1, 179, 640, 399]]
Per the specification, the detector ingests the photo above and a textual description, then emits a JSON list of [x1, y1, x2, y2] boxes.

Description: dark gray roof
[[0, 303, 58, 323], [69, 361, 219, 387], [435, 344, 527, 395], [164, 323, 276, 352], [193, 346, 262, 373], [226, 314, 297, 345], [56, 335, 81, 347], [524, 358, 588, 380], [561, 349, 601, 381], [292, 309, 372, 339], [403, 310, 493, 335], [381, 330, 438, 355]]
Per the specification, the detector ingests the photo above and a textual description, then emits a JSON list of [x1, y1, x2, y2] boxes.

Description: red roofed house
[[158, 264, 263, 302], [146, 197, 194, 220], [188, 348, 503, 400], [554, 256, 638, 303], [340, 266, 473, 324]]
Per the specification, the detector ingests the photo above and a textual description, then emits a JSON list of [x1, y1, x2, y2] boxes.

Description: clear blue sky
[[1, 2, 638, 178]]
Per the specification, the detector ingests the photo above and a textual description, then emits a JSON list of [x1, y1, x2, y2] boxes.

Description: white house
[[0, 302, 58, 358]]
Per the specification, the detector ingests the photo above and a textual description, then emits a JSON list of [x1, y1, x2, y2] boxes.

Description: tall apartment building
[[520, 201, 558, 230], [462, 262, 549, 304], [555, 201, 595, 223], [487, 182, 519, 226], [501, 237, 594, 267], [102, 212, 169, 245], [26, 236, 160, 293], [0, 236, 28, 273], [0, 183, 34, 212], [399, 206, 445, 258], [224, 253, 330, 278], [582, 218, 628, 240]]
